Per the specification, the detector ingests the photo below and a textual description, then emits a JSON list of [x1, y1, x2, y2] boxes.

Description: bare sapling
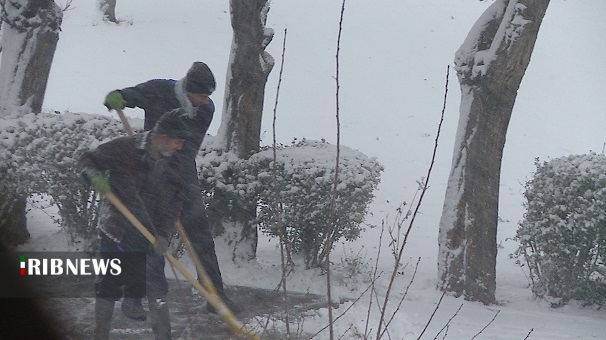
[[375, 65, 451, 339], [323, 1, 347, 339], [271, 27, 293, 337]]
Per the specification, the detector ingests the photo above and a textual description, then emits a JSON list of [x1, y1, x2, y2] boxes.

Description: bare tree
[[0, 0, 63, 246], [437, 0, 549, 304], [213, 0, 274, 262]]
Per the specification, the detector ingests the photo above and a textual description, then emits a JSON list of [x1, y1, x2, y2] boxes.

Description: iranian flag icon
[[20, 256, 26, 275]]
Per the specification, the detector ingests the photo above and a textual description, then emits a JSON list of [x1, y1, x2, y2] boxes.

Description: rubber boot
[[94, 298, 115, 340], [148, 298, 171, 340], [121, 298, 147, 321]]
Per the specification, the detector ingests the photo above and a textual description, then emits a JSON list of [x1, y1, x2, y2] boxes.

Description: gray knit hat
[[153, 108, 189, 140], [185, 62, 216, 94]]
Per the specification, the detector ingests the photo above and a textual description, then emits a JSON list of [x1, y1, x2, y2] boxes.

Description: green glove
[[91, 174, 111, 195], [104, 91, 126, 111]]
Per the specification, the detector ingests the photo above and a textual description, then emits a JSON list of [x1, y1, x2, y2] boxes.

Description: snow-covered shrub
[[197, 142, 258, 232], [199, 139, 383, 268], [515, 154, 606, 306], [0, 112, 128, 250]]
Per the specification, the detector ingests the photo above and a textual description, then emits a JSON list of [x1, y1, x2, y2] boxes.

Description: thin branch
[[336, 324, 355, 340], [379, 257, 421, 339], [271, 27, 291, 337], [377, 64, 451, 339], [470, 310, 500, 340], [441, 325, 449, 340], [324, 1, 346, 339], [417, 291, 447, 340], [308, 274, 379, 339], [59, 0, 74, 12], [523, 328, 534, 340], [432, 304, 463, 340], [364, 220, 387, 338]]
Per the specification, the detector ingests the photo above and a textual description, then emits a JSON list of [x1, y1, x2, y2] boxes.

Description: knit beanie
[[153, 108, 189, 140], [185, 62, 216, 94]]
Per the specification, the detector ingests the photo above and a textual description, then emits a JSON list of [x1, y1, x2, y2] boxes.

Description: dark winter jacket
[[117, 79, 214, 162], [78, 132, 186, 243]]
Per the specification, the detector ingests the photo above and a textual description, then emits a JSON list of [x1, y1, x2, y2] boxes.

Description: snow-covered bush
[[515, 154, 606, 306], [1, 112, 383, 265], [0, 112, 127, 250], [199, 139, 383, 268]]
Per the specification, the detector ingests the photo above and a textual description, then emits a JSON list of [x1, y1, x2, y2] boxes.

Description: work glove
[[153, 235, 169, 254], [91, 174, 111, 195], [81, 170, 111, 194], [80, 169, 96, 186], [104, 91, 126, 111]]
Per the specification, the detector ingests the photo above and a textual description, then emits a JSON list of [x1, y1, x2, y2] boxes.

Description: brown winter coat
[[78, 132, 186, 242]]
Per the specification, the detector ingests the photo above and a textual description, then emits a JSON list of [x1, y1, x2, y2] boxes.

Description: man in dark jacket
[[79, 109, 189, 340], [103, 62, 240, 318]]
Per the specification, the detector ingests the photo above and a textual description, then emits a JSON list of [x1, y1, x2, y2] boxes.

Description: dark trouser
[[96, 232, 168, 300], [123, 182, 225, 298], [180, 193, 225, 295]]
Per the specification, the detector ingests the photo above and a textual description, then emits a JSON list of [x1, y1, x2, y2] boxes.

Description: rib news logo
[[1, 251, 145, 298], [19, 255, 122, 276]]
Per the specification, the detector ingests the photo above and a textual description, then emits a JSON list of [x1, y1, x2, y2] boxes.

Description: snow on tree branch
[[455, 0, 531, 81], [1, 0, 62, 33]]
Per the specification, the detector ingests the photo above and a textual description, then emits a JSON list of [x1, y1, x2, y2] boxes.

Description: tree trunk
[[0, 19, 3, 53], [437, 0, 549, 304], [0, 0, 62, 114], [0, 193, 28, 247], [218, 0, 274, 158], [212, 0, 274, 263], [97, 0, 118, 23], [0, 0, 63, 246]]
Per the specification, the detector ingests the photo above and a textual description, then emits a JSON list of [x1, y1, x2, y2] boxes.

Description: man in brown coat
[[79, 108, 189, 340]]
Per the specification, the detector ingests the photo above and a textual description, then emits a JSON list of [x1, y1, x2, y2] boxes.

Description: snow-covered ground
[[15, 0, 606, 338]]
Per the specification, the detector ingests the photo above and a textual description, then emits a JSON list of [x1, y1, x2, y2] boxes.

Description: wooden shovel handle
[[104, 192, 259, 339], [115, 108, 134, 136]]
